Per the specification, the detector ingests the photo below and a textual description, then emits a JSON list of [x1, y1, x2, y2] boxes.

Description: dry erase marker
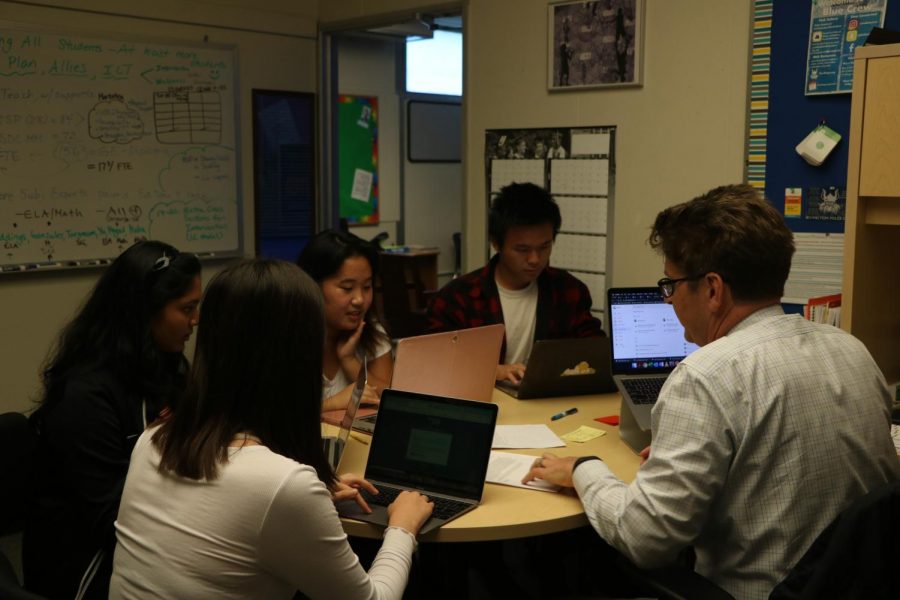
[[551, 407, 578, 421]]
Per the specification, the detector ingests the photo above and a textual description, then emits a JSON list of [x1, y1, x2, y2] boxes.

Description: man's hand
[[496, 363, 527, 384], [639, 445, 651, 466], [521, 453, 578, 488]]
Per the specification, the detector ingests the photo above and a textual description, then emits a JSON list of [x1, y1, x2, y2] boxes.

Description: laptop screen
[[366, 390, 497, 501], [607, 287, 699, 375]]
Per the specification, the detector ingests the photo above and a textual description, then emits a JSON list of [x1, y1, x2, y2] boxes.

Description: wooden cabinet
[[375, 248, 440, 339], [842, 44, 900, 383]]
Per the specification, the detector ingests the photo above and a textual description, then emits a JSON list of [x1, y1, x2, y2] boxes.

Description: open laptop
[[607, 287, 699, 452], [496, 337, 617, 399], [353, 324, 505, 433], [322, 357, 377, 432], [323, 360, 366, 470], [338, 388, 498, 535]]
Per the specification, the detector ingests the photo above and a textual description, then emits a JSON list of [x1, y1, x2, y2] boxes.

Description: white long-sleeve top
[[110, 429, 415, 599], [574, 306, 900, 599]]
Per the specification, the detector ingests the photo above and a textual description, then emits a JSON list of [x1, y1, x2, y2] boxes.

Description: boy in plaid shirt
[[427, 183, 603, 383]]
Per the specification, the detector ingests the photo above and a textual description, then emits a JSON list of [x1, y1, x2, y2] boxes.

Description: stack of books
[[803, 293, 841, 327]]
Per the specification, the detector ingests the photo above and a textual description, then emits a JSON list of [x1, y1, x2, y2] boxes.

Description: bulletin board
[[0, 24, 241, 272], [337, 94, 379, 225], [484, 126, 615, 319], [748, 0, 900, 234]]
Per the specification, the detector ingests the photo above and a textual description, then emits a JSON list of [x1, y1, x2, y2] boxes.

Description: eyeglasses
[[657, 274, 705, 299]]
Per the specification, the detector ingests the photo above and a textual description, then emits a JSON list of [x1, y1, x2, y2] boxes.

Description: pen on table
[[350, 432, 370, 445], [551, 407, 578, 421]]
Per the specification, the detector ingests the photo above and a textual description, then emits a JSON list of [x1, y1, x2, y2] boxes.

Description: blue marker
[[551, 407, 578, 421]]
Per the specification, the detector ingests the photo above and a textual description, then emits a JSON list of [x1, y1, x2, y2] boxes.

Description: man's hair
[[488, 183, 562, 247], [648, 184, 795, 302]]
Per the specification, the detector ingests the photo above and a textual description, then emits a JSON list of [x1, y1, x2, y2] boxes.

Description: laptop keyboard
[[622, 378, 665, 404], [361, 486, 472, 520]]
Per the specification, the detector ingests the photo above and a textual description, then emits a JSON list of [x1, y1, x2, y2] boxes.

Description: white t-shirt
[[110, 430, 416, 600], [497, 279, 538, 365], [322, 323, 392, 400]]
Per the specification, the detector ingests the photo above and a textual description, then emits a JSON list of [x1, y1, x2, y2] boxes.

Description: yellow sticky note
[[561, 425, 606, 443]]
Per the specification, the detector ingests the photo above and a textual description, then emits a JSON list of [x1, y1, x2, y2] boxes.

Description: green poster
[[338, 95, 379, 224]]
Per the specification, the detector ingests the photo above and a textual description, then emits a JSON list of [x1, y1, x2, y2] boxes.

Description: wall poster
[[548, 0, 644, 90], [805, 0, 887, 95]]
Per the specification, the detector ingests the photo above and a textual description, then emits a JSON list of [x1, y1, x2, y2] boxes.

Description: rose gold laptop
[[350, 324, 505, 434], [389, 324, 505, 402]]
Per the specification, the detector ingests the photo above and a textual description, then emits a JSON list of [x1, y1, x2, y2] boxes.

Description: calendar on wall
[[485, 126, 615, 323]]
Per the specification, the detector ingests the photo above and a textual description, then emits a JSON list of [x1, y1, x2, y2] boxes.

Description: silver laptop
[[607, 287, 698, 452], [338, 388, 498, 535], [354, 324, 505, 433], [496, 337, 617, 399], [323, 359, 366, 470]]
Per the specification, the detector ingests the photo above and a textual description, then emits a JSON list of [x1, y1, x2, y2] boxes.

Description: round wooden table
[[334, 388, 640, 542]]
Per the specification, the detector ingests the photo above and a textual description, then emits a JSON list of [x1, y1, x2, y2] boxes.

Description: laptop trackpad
[[337, 499, 450, 535], [337, 499, 388, 522]]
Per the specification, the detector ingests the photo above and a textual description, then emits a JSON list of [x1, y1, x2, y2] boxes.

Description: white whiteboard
[[0, 26, 241, 270]]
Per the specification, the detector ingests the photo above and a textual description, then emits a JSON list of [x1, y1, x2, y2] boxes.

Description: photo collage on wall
[[485, 126, 615, 323]]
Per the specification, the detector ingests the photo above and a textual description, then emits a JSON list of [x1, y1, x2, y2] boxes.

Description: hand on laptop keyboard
[[332, 473, 379, 514], [362, 487, 468, 521], [378, 488, 434, 535], [496, 363, 527, 384]]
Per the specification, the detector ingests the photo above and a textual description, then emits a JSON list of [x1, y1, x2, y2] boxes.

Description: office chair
[[451, 232, 461, 278], [613, 479, 900, 600], [0, 412, 46, 600]]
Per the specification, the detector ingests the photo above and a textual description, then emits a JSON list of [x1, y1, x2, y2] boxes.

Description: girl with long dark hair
[[24, 240, 201, 600], [109, 259, 432, 598], [297, 230, 393, 411]]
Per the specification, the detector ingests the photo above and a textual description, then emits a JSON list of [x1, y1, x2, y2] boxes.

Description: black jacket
[[23, 364, 179, 600]]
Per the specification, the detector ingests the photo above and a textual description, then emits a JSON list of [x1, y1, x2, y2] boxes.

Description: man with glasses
[[524, 184, 899, 598]]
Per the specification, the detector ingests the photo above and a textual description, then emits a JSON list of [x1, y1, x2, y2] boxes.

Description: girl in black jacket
[[24, 240, 201, 600]]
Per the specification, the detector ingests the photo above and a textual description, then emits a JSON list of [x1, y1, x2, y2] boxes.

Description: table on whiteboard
[[0, 26, 241, 271]]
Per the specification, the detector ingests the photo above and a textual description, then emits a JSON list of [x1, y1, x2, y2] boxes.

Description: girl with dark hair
[[109, 259, 432, 598], [24, 240, 202, 600], [297, 229, 393, 411]]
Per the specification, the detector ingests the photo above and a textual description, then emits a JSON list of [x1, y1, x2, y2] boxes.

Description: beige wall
[[0, 0, 753, 414], [0, 0, 318, 413], [464, 0, 751, 283]]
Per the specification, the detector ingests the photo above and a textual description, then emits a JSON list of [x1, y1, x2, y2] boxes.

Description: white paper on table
[[351, 168, 373, 202], [486, 452, 560, 493], [492, 424, 565, 449]]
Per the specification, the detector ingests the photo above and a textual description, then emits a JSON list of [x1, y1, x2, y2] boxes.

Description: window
[[405, 30, 462, 96]]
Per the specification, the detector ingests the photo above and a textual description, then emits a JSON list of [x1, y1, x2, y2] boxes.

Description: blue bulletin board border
[[749, 0, 900, 234]]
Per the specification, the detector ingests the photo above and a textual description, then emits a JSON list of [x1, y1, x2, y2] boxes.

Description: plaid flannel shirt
[[426, 256, 604, 362]]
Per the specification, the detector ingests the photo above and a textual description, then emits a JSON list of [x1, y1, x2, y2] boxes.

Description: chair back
[[0, 412, 38, 536], [770, 480, 900, 599], [0, 412, 46, 599]]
